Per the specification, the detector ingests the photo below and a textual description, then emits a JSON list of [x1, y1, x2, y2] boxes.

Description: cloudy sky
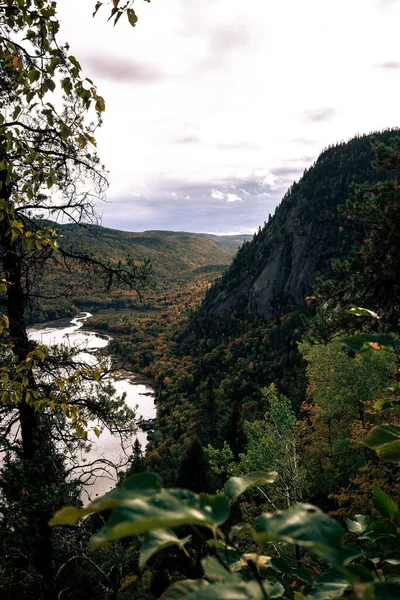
[[57, 0, 400, 234]]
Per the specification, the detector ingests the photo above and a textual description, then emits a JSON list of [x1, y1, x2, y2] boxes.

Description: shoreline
[[30, 312, 157, 395], [30, 315, 79, 330]]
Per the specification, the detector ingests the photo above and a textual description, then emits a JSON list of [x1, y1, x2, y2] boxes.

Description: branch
[[55, 554, 110, 582], [3, 121, 54, 135]]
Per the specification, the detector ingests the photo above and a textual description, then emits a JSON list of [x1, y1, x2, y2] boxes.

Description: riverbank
[[28, 313, 157, 501]]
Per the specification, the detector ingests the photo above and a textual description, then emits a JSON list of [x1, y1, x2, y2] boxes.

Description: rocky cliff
[[203, 130, 398, 320]]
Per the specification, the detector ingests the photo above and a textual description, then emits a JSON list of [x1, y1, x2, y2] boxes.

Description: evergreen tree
[[311, 136, 400, 339], [225, 399, 247, 461], [176, 438, 210, 492]]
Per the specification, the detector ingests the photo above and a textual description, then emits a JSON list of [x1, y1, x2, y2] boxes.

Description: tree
[[299, 340, 398, 508], [207, 385, 307, 508], [0, 2, 150, 597], [310, 136, 400, 340], [52, 466, 400, 599], [93, 0, 150, 28]]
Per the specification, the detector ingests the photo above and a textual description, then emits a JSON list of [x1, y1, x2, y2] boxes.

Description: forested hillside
[[67, 130, 400, 598], [3, 1, 400, 596], [110, 130, 400, 486], [29, 225, 250, 322], [204, 130, 399, 319]]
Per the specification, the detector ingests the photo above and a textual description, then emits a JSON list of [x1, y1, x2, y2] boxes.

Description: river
[[28, 312, 156, 502]]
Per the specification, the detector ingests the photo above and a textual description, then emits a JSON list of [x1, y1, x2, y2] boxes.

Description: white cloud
[[57, 0, 400, 233], [226, 193, 242, 203], [211, 189, 242, 203], [211, 189, 225, 200]]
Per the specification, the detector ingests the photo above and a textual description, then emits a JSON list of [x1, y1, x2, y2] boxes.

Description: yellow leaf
[[127, 8, 138, 27], [240, 554, 271, 568], [13, 56, 20, 69]]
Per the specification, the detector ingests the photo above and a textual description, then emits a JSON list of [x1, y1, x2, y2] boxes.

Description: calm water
[[28, 313, 156, 502]]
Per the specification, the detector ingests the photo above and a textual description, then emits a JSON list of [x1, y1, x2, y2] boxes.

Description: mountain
[[30, 226, 248, 322], [112, 129, 400, 487], [142, 230, 253, 249], [203, 130, 399, 320], [50, 225, 249, 280]]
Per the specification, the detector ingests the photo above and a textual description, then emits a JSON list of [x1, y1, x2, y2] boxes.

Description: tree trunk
[[1, 208, 56, 599]]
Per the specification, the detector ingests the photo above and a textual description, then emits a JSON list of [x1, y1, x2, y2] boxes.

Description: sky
[[57, 0, 400, 234]]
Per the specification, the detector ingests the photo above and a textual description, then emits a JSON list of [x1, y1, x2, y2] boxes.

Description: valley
[[3, 3, 400, 598], [3, 125, 400, 599]]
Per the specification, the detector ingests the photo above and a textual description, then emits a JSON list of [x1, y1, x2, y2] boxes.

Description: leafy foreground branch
[[51, 459, 400, 599]]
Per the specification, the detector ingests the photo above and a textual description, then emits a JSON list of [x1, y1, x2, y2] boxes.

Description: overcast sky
[[57, 0, 400, 234]]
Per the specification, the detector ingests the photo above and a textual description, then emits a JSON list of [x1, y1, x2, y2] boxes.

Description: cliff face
[[203, 130, 398, 320]]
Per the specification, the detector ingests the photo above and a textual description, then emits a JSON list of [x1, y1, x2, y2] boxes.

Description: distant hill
[[141, 230, 253, 249], [46, 224, 249, 279], [30, 225, 247, 322]]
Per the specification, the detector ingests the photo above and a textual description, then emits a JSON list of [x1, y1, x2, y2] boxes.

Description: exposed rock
[[203, 131, 398, 320]]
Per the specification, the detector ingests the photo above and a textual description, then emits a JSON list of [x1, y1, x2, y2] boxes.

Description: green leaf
[[202, 556, 234, 583], [127, 8, 138, 27], [50, 472, 163, 525], [68, 55, 81, 71], [92, 490, 230, 544], [341, 333, 400, 354], [365, 425, 400, 463], [262, 581, 285, 598], [160, 580, 208, 599], [346, 514, 370, 535], [12, 106, 21, 120], [60, 124, 72, 140], [256, 504, 343, 561], [307, 571, 349, 600], [373, 483, 398, 519], [206, 540, 240, 566], [384, 550, 400, 565], [52, 474, 231, 544], [269, 557, 289, 573], [363, 546, 381, 565], [344, 564, 374, 583], [369, 582, 400, 600], [341, 544, 364, 564], [229, 523, 255, 538], [61, 77, 72, 96], [223, 471, 277, 503], [139, 529, 191, 570], [291, 568, 314, 584], [361, 521, 395, 542], [28, 69, 40, 83], [44, 78, 55, 92], [347, 307, 379, 318], [202, 558, 284, 599], [160, 578, 273, 599]]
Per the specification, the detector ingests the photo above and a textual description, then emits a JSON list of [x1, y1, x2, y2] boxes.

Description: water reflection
[[28, 313, 156, 501]]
